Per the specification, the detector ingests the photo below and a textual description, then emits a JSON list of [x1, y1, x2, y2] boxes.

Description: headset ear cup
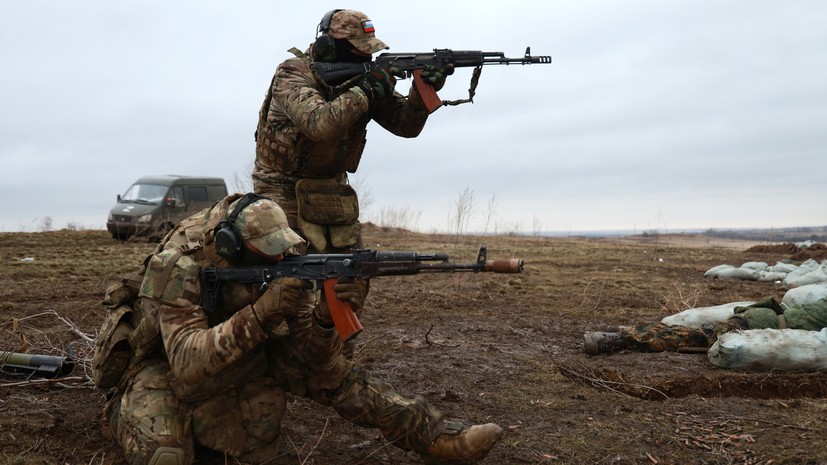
[[213, 193, 267, 263], [312, 34, 337, 62], [214, 221, 242, 262]]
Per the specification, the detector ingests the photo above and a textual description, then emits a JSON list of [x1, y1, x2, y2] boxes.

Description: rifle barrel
[[417, 258, 524, 273], [483, 55, 552, 65]]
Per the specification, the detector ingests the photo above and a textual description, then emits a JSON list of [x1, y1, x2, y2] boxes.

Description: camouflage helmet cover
[[232, 197, 305, 257], [327, 9, 388, 55]]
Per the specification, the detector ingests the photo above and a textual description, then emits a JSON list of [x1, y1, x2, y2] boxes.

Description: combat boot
[[583, 331, 627, 355], [420, 422, 504, 465]]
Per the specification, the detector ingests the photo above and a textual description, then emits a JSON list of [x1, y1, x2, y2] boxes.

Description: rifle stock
[[201, 247, 523, 342]]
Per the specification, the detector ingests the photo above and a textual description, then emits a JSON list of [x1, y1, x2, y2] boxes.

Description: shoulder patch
[[139, 249, 200, 306]]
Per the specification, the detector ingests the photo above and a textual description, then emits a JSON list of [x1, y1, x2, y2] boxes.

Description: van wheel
[[112, 232, 129, 241]]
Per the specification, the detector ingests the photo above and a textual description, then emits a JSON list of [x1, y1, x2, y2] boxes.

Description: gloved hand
[[314, 276, 369, 328], [251, 277, 313, 327], [333, 276, 368, 313], [357, 67, 403, 101], [420, 64, 454, 91]]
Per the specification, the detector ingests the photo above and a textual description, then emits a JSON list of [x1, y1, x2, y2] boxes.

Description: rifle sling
[[442, 66, 482, 107]]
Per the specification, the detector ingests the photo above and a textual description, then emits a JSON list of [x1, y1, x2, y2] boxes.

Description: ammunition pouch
[[93, 265, 165, 390], [93, 273, 143, 390], [295, 177, 360, 252], [92, 304, 133, 389]]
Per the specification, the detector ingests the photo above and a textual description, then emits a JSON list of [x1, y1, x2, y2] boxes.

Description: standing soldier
[[252, 10, 452, 356]]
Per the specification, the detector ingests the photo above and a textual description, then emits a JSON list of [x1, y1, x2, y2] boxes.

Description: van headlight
[[137, 214, 152, 223], [108, 212, 114, 221]]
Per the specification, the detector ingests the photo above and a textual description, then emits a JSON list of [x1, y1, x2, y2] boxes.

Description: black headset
[[317, 9, 342, 35], [213, 193, 267, 263], [313, 9, 343, 63]]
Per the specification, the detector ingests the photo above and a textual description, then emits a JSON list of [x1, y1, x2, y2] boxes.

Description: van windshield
[[121, 184, 168, 205]]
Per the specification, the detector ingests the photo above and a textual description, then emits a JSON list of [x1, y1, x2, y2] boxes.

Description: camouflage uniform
[[94, 194, 455, 465], [253, 10, 434, 359], [618, 298, 827, 352], [621, 317, 751, 352], [252, 10, 431, 245]]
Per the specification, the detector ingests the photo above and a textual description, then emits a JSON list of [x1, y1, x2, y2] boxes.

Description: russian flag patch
[[362, 20, 375, 33]]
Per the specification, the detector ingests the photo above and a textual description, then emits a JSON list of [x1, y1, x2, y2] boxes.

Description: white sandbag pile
[[704, 259, 827, 286], [783, 259, 827, 287], [708, 328, 827, 372], [781, 283, 827, 308], [704, 264, 760, 281], [660, 285, 825, 329], [660, 301, 755, 328]]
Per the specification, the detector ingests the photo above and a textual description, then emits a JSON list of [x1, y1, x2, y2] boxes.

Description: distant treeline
[[701, 226, 827, 243]]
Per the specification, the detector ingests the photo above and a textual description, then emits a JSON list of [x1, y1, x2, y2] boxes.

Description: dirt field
[[2, 227, 826, 465]]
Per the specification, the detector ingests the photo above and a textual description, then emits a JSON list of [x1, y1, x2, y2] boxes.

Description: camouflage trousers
[[253, 171, 363, 254], [265, 332, 446, 453], [254, 171, 368, 359], [252, 171, 303, 234], [104, 350, 443, 464], [102, 360, 286, 465], [621, 315, 751, 352]]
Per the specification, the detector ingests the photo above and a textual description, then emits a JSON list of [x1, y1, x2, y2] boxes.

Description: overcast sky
[[2, 1, 825, 234]]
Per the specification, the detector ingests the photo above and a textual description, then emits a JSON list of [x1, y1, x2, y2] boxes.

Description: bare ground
[[1, 227, 826, 465]]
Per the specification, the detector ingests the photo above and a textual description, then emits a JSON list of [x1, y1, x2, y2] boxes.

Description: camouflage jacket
[[254, 48, 431, 180], [136, 196, 340, 401]]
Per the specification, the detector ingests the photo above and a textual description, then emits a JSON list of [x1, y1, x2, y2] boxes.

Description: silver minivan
[[107, 175, 228, 241]]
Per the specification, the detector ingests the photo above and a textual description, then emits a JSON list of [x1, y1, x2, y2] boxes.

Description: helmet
[[319, 9, 388, 55]]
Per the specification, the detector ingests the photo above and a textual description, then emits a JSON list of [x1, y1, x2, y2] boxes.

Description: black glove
[[357, 67, 403, 101], [419, 64, 454, 91]]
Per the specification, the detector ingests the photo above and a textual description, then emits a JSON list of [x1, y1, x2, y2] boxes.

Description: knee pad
[[147, 446, 185, 465]]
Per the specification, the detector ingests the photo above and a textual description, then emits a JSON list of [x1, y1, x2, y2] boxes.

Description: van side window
[[207, 185, 228, 201], [188, 186, 208, 203]]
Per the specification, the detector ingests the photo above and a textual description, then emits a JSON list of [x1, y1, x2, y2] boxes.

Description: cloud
[[1, 1, 826, 233]]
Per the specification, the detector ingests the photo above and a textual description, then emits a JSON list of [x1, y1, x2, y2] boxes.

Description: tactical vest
[[92, 198, 235, 390], [254, 48, 370, 178]]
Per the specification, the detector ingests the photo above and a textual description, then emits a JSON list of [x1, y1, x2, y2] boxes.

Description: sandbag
[[704, 261, 801, 283], [660, 301, 754, 328], [782, 284, 827, 308], [757, 271, 787, 282], [704, 264, 735, 278], [770, 262, 799, 274], [783, 259, 827, 287], [708, 328, 827, 372], [740, 261, 769, 271], [707, 266, 760, 281]]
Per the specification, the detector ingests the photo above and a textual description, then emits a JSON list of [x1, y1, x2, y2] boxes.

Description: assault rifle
[[0, 350, 75, 380], [201, 246, 523, 341], [314, 47, 552, 113]]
